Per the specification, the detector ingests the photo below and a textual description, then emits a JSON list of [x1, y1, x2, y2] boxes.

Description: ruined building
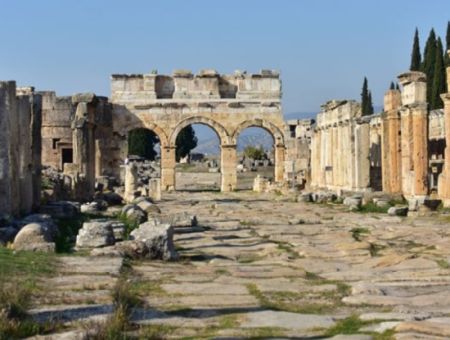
[[0, 82, 42, 217]]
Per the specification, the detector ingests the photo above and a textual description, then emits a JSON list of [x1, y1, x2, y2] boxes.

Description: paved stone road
[[29, 191, 450, 339]]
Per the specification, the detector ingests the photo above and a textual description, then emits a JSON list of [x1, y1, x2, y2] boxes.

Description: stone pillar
[[161, 146, 176, 191], [412, 103, 429, 195], [17, 95, 33, 214], [400, 108, 413, 196], [398, 71, 428, 197], [354, 120, 370, 190], [124, 163, 138, 202], [438, 94, 450, 204], [149, 178, 162, 201], [221, 144, 237, 192], [274, 144, 285, 182], [30, 93, 42, 211], [0, 82, 14, 216]]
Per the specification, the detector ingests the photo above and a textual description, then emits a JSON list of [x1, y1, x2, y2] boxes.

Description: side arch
[[231, 119, 285, 145], [169, 116, 230, 147], [119, 120, 169, 147]]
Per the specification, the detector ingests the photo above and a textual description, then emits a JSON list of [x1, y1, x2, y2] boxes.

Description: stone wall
[[0, 81, 42, 217], [284, 119, 314, 185]]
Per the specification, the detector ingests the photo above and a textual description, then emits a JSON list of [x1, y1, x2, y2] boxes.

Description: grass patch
[[369, 243, 387, 257], [358, 203, 390, 214], [351, 227, 370, 242], [54, 213, 93, 253], [117, 212, 141, 240], [324, 314, 396, 339], [274, 241, 303, 259], [0, 246, 56, 285], [239, 220, 255, 226], [437, 259, 450, 269], [246, 273, 351, 315]]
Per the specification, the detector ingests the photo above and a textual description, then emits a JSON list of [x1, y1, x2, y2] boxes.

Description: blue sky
[[0, 1, 449, 124]]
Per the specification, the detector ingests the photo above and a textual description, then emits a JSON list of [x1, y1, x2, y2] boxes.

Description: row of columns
[[310, 100, 370, 191], [437, 51, 450, 206], [159, 144, 285, 192], [381, 72, 429, 198]]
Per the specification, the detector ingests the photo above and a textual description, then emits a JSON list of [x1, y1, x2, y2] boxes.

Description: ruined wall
[[0, 82, 42, 217], [39, 92, 75, 170], [310, 100, 371, 192], [284, 119, 314, 185]]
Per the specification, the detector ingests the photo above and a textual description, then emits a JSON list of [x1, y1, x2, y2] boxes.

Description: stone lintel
[[72, 93, 96, 105], [397, 71, 426, 85], [260, 70, 281, 78], [172, 69, 192, 78], [198, 69, 219, 77], [111, 74, 144, 79]]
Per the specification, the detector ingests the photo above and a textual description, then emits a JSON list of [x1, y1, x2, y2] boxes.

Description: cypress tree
[[445, 21, 450, 68], [410, 28, 422, 71], [128, 129, 159, 160], [431, 37, 446, 110], [368, 91, 374, 115], [361, 77, 369, 116], [396, 83, 400, 90], [390, 82, 395, 90], [422, 29, 437, 105], [175, 125, 198, 162]]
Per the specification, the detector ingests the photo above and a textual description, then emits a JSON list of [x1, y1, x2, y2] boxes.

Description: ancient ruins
[[2, 51, 450, 339]]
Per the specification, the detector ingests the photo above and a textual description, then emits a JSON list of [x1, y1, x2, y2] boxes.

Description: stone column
[[274, 144, 285, 182], [412, 103, 429, 195], [438, 94, 450, 204], [354, 120, 370, 190], [220, 144, 237, 191], [17, 95, 32, 214], [161, 146, 176, 191], [400, 108, 413, 196], [30, 93, 42, 211], [380, 113, 390, 191], [0, 82, 14, 216], [398, 71, 428, 197], [124, 163, 138, 202]]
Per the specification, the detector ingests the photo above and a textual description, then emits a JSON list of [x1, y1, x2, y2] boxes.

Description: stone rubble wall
[[284, 119, 315, 185], [0, 81, 42, 217]]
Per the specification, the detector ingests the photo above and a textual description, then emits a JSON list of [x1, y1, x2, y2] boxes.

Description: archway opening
[[124, 128, 161, 194], [236, 127, 275, 191], [174, 123, 221, 192]]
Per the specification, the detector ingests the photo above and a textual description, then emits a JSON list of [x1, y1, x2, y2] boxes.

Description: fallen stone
[[130, 222, 179, 261], [388, 206, 408, 216], [39, 201, 79, 219], [13, 223, 55, 252], [76, 221, 115, 249], [104, 192, 123, 206], [122, 205, 146, 224], [396, 320, 450, 337]]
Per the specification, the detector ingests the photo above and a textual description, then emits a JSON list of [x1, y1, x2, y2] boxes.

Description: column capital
[[220, 144, 237, 149]]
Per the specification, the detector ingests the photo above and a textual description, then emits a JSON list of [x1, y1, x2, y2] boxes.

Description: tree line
[[361, 21, 449, 116]]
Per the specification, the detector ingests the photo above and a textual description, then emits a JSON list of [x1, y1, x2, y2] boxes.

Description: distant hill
[[193, 133, 274, 156]]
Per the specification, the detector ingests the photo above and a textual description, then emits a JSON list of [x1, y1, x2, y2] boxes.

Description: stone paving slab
[[161, 283, 249, 295], [240, 310, 335, 330], [146, 294, 260, 308]]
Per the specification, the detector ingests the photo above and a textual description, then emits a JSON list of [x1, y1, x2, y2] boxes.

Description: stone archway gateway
[[110, 69, 285, 192]]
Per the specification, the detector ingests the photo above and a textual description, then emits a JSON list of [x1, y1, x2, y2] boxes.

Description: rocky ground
[[21, 189, 450, 339]]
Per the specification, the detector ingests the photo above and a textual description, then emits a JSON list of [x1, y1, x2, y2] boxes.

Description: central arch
[[169, 116, 230, 147]]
